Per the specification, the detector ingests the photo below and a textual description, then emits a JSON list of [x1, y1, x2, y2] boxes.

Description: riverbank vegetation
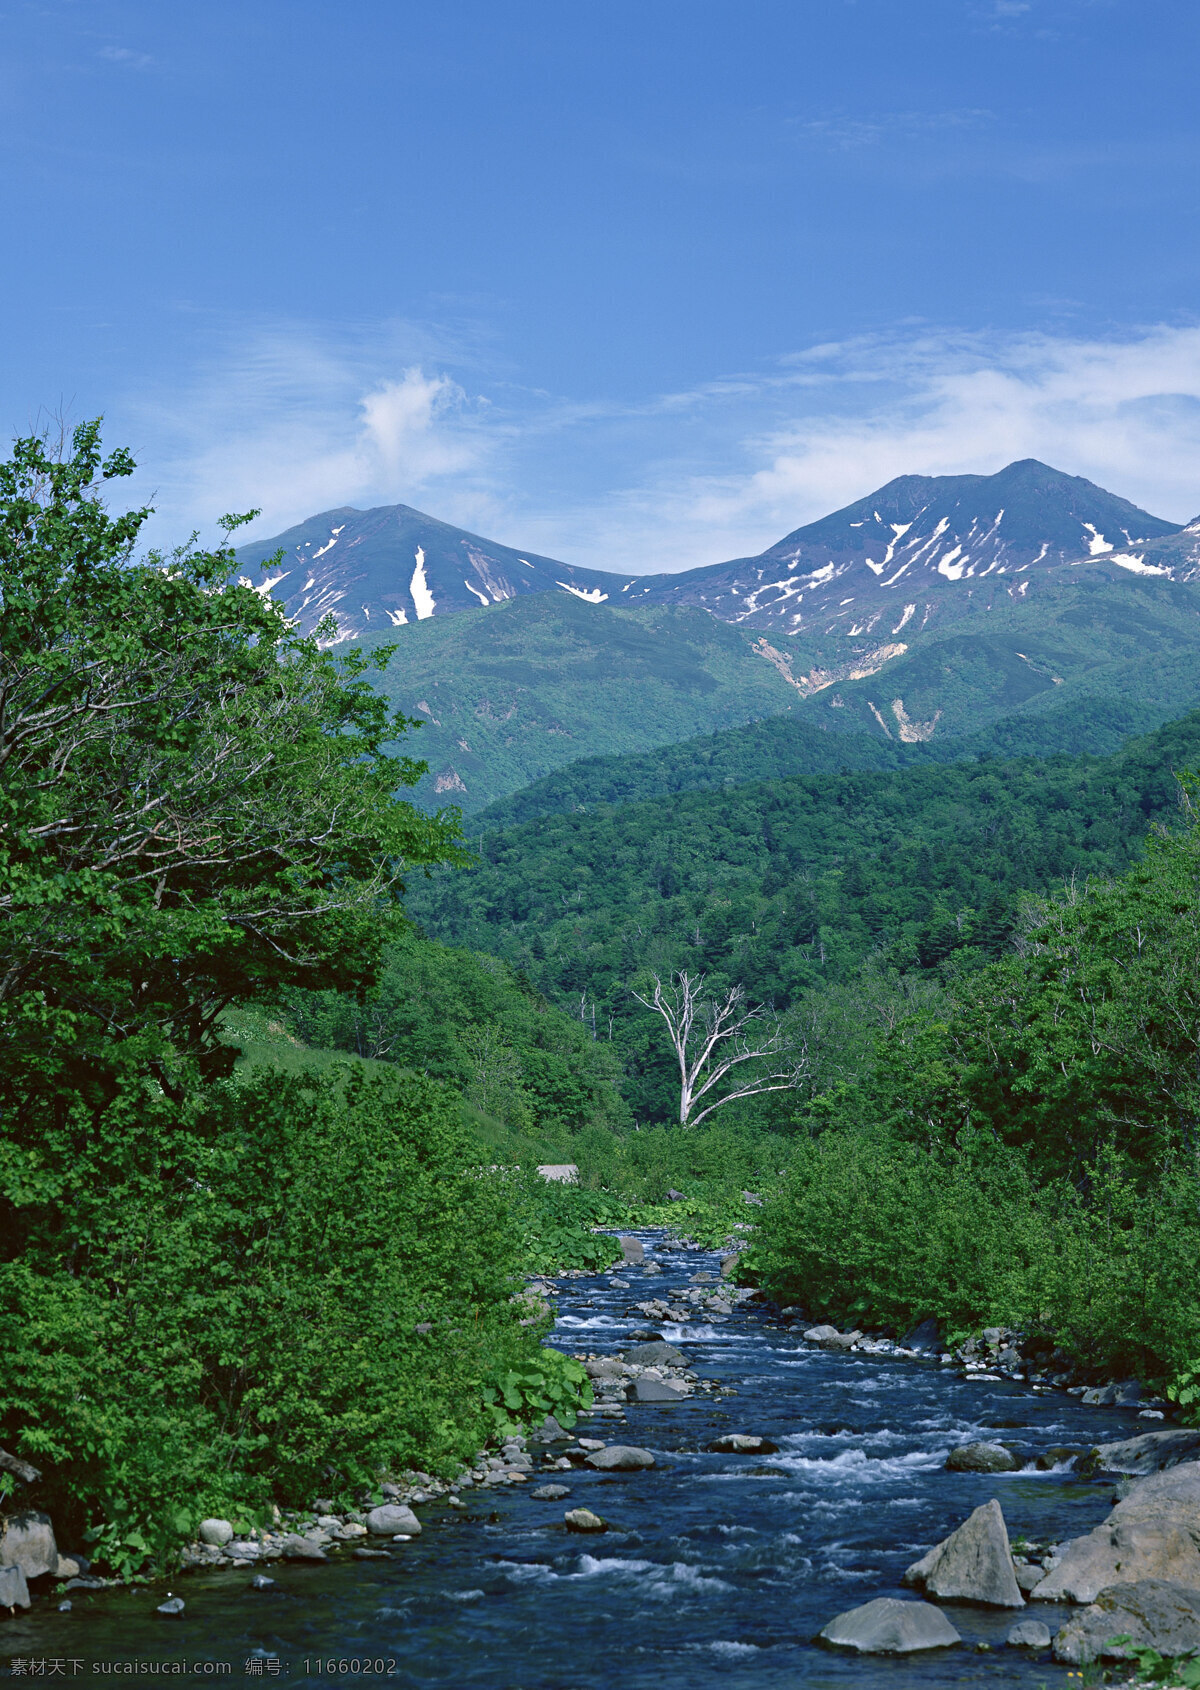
[[0, 426, 587, 1571], [7, 422, 1200, 1580]]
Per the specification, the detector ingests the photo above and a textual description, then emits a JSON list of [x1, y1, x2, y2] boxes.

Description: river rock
[[618, 1236, 644, 1264], [157, 1596, 185, 1616], [819, 1596, 961, 1653], [281, 1534, 329, 1562], [1032, 1521, 1200, 1603], [531, 1484, 570, 1500], [623, 1340, 686, 1367], [365, 1503, 422, 1537], [0, 1565, 31, 1610], [904, 1499, 1024, 1607], [634, 1379, 685, 1402], [1079, 1429, 1200, 1477], [1081, 1380, 1142, 1406], [252, 1574, 276, 1588], [198, 1517, 234, 1547], [564, 1508, 607, 1533], [803, 1324, 840, 1342], [1033, 1462, 1200, 1602], [538, 1414, 570, 1440], [0, 1510, 57, 1579], [585, 1445, 655, 1471], [1006, 1619, 1052, 1647], [585, 1358, 630, 1380], [901, 1317, 942, 1353], [706, 1435, 780, 1454], [1053, 1579, 1200, 1664], [945, 1441, 1019, 1473]]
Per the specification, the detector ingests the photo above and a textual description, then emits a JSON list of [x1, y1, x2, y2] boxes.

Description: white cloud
[[122, 325, 498, 547], [117, 317, 1200, 574], [99, 46, 154, 69], [535, 324, 1200, 571]]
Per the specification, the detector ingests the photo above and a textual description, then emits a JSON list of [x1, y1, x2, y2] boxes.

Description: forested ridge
[[407, 708, 1200, 1121]]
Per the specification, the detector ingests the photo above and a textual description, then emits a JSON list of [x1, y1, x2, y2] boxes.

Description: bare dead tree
[[632, 970, 807, 1127]]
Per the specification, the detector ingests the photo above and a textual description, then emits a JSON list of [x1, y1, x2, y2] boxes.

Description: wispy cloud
[[115, 317, 1200, 574], [520, 324, 1200, 570], [98, 46, 154, 70], [796, 108, 994, 151]]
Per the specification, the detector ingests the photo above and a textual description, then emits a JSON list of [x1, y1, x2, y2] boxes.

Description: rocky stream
[[4, 1229, 1199, 1686]]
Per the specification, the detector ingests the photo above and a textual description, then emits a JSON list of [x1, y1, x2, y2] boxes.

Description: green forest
[[4, 423, 1200, 1581]]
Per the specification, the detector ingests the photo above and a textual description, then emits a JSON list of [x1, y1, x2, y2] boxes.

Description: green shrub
[[0, 1065, 546, 1566]]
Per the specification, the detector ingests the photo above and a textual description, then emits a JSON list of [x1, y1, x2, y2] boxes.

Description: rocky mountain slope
[[236, 459, 1185, 645], [233, 502, 629, 640], [622, 458, 1182, 636]]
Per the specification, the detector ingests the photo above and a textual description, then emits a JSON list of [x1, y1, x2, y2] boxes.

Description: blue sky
[[4, 0, 1200, 568]]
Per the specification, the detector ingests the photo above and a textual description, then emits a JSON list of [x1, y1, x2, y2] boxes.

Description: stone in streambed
[[1033, 1461, 1200, 1603], [365, 1503, 422, 1537], [623, 1340, 686, 1367], [198, 1518, 234, 1547], [584, 1445, 655, 1471], [564, 1508, 608, 1534], [0, 1510, 57, 1579], [0, 1565, 31, 1610], [1053, 1579, 1200, 1665], [706, 1434, 779, 1454], [903, 1499, 1024, 1607], [156, 1596, 185, 1616], [353, 1548, 391, 1560], [251, 1574, 276, 1588], [634, 1379, 685, 1402], [1006, 1620, 1052, 1648], [618, 1236, 644, 1264], [280, 1534, 328, 1562], [1077, 1429, 1200, 1477], [945, 1441, 1019, 1473], [819, 1597, 961, 1653], [531, 1484, 570, 1500]]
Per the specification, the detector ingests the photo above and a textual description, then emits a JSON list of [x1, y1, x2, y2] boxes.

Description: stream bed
[[4, 1230, 1159, 1686]]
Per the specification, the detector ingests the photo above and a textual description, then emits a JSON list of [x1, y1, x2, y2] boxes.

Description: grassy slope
[[358, 594, 806, 812], [794, 572, 1200, 743], [357, 573, 1200, 820]]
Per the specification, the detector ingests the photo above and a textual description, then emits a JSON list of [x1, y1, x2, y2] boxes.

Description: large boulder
[[1079, 1430, 1200, 1478], [819, 1597, 961, 1653], [945, 1441, 1018, 1474], [623, 1340, 686, 1367], [1033, 1522, 1200, 1604], [584, 1445, 655, 1471], [0, 1565, 31, 1610], [1053, 1579, 1200, 1665], [364, 1503, 422, 1537], [198, 1518, 234, 1547], [280, 1534, 328, 1562], [903, 1499, 1024, 1607], [634, 1379, 685, 1402], [0, 1510, 57, 1578], [1034, 1461, 1200, 1602], [618, 1236, 645, 1265]]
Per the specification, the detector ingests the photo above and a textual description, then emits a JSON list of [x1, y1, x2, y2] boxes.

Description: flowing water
[[5, 1230, 1155, 1686]]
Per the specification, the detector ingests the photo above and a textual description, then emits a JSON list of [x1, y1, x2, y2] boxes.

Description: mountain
[[620, 458, 1181, 635], [237, 460, 1183, 647], [232, 461, 1200, 813], [232, 502, 632, 639], [352, 593, 809, 813]]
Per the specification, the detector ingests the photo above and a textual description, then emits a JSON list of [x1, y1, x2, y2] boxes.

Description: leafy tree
[[0, 422, 466, 1257]]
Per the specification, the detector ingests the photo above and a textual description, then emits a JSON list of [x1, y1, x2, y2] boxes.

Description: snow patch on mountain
[[410, 548, 436, 620]]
